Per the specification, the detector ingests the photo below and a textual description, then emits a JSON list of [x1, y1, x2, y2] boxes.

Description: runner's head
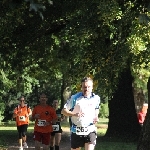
[[81, 77, 93, 97], [18, 95, 25, 106], [39, 92, 48, 105], [52, 99, 59, 109]]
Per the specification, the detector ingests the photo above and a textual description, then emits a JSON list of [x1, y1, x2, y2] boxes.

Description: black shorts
[[17, 124, 28, 133], [51, 127, 63, 136], [71, 132, 97, 149]]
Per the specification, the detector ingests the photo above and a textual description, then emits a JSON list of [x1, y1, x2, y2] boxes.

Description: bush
[[99, 102, 109, 118]]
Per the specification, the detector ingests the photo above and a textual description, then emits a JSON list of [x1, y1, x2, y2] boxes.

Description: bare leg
[[35, 140, 41, 150], [50, 135, 55, 150], [22, 135, 26, 143], [50, 135, 55, 147], [19, 139, 22, 147], [85, 143, 95, 150], [43, 144, 50, 150], [55, 133, 61, 146]]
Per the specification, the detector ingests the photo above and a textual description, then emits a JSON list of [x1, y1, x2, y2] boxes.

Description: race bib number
[[76, 126, 88, 135], [76, 125, 96, 135], [37, 120, 46, 126], [19, 116, 25, 121], [52, 124, 59, 131]]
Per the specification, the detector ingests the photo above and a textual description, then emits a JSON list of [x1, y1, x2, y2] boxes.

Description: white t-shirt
[[64, 92, 100, 127]]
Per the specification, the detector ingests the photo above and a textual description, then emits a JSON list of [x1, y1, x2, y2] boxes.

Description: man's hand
[[73, 112, 85, 117], [34, 114, 40, 119], [93, 117, 99, 124], [17, 110, 22, 116], [25, 114, 29, 118], [44, 121, 51, 126]]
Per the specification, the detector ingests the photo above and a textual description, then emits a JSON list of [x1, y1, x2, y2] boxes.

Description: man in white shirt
[[61, 77, 100, 150]]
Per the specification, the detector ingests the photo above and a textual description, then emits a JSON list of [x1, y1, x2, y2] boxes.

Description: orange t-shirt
[[32, 105, 57, 133], [14, 104, 32, 126]]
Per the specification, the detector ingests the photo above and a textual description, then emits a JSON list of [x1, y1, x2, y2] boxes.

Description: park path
[[1, 124, 107, 150], [7, 127, 71, 150]]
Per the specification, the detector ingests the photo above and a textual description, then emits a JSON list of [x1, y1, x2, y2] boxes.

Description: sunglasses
[[20, 100, 25, 102]]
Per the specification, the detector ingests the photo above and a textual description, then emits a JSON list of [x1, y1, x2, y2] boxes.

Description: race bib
[[76, 126, 88, 135], [52, 124, 59, 131], [19, 116, 25, 121], [37, 119, 46, 126], [76, 125, 96, 135]]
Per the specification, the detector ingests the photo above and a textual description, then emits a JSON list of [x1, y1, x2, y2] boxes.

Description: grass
[[0, 123, 34, 149], [0, 118, 137, 150], [95, 141, 136, 150], [61, 119, 137, 150]]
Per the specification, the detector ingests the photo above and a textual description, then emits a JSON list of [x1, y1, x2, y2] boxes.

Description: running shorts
[[33, 131, 51, 145], [71, 131, 97, 149]]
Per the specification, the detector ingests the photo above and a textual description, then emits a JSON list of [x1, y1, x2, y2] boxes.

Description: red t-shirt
[[138, 111, 146, 124], [32, 105, 57, 133]]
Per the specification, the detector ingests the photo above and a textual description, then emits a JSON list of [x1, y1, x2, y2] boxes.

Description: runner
[[32, 93, 57, 150], [13, 96, 32, 150], [50, 99, 65, 150], [61, 77, 100, 150]]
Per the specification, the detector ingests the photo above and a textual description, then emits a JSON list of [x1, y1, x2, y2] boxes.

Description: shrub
[[99, 102, 109, 118]]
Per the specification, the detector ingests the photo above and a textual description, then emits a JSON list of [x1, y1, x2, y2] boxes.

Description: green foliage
[[127, 5, 150, 92], [0, 0, 150, 124], [100, 103, 109, 118], [0, 103, 5, 122]]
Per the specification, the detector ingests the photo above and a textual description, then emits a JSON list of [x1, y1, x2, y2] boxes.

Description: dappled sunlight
[[0, 127, 16, 130]]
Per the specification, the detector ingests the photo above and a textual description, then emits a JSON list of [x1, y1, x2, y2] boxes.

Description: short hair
[[81, 77, 93, 83], [39, 92, 47, 98], [53, 99, 59, 102], [18, 95, 25, 101]]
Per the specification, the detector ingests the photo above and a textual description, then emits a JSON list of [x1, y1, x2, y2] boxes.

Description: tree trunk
[[105, 67, 141, 138], [60, 76, 71, 109], [60, 78, 65, 109], [60, 76, 71, 123], [137, 77, 150, 150], [133, 86, 145, 113]]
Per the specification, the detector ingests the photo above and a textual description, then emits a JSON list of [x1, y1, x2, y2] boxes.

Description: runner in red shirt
[[138, 109, 146, 126], [32, 93, 57, 150]]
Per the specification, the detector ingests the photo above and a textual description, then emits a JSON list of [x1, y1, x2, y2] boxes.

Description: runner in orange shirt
[[13, 96, 32, 150], [32, 92, 57, 150]]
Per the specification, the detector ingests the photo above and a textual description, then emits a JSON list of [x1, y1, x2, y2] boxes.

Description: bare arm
[[61, 108, 82, 117], [13, 110, 22, 118], [13, 113, 18, 118], [93, 109, 99, 124], [61, 108, 75, 117], [95, 109, 99, 116]]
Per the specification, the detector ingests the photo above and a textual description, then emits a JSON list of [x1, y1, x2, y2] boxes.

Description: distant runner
[[32, 93, 57, 150], [50, 99, 65, 150], [13, 96, 32, 150]]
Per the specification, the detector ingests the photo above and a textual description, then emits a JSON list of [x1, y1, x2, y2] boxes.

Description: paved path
[[7, 128, 70, 150]]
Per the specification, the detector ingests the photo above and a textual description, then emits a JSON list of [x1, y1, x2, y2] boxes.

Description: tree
[[137, 77, 150, 150], [1, 0, 150, 142], [106, 66, 141, 138]]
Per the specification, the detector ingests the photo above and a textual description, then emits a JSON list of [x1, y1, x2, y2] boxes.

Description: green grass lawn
[[95, 141, 136, 150], [0, 118, 137, 150]]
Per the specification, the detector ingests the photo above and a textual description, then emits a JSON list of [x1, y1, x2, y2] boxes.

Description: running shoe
[[19, 147, 23, 150], [23, 142, 28, 148]]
